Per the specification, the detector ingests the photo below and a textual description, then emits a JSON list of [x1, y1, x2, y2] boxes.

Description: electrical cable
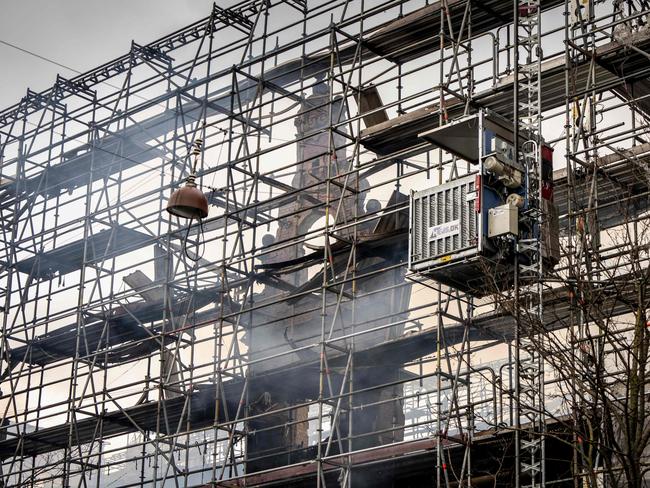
[[0, 39, 82, 74]]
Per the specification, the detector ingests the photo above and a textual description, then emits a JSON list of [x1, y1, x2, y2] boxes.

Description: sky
[[0, 0, 225, 110]]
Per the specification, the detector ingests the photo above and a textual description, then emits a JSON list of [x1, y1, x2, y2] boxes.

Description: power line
[[0, 39, 81, 74]]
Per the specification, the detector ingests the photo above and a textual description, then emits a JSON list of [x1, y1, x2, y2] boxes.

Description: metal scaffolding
[[0, 0, 649, 486]]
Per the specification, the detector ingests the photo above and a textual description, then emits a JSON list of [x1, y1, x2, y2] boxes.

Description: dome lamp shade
[[166, 175, 208, 219]]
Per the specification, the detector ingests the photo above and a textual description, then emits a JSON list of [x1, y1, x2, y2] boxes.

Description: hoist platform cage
[[408, 110, 557, 296], [409, 175, 513, 295]]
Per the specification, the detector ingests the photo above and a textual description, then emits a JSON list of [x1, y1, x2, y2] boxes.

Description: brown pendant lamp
[[167, 138, 209, 220]]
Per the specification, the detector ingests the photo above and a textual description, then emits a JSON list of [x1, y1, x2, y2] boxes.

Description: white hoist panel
[[410, 175, 477, 271]]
